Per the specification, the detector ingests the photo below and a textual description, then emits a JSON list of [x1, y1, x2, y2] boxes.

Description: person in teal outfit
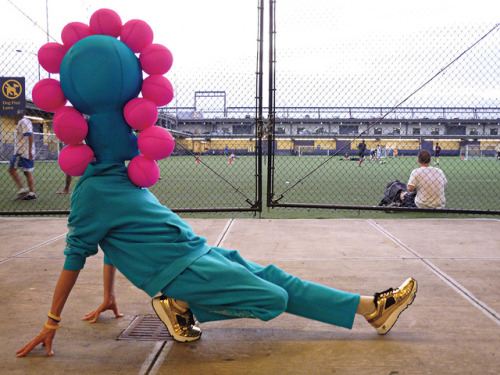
[[18, 31, 417, 357]]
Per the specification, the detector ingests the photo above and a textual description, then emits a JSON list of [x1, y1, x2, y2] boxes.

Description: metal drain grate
[[118, 314, 173, 341]]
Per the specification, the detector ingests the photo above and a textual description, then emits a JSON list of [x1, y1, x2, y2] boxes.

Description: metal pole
[[253, 0, 265, 213], [266, 0, 276, 207], [46, 0, 49, 43], [46, 0, 50, 78]]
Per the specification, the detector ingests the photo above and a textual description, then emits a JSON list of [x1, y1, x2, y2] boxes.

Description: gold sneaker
[[364, 278, 417, 335], [152, 296, 202, 342]]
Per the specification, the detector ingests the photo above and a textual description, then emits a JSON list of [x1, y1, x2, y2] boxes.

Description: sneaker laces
[[373, 287, 394, 307], [374, 284, 413, 308], [175, 310, 197, 333], [176, 314, 189, 327], [173, 305, 195, 328]]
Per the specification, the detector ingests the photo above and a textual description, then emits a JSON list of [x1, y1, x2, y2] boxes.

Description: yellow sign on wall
[[1, 77, 26, 116]]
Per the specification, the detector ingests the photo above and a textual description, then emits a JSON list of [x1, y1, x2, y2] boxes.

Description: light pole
[[16, 49, 41, 81]]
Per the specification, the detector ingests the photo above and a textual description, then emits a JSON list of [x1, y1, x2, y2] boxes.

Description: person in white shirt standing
[[401, 150, 447, 208], [8, 115, 36, 200]]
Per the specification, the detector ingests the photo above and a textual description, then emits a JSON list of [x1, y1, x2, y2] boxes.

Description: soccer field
[[1, 155, 499, 214], [272, 155, 500, 210]]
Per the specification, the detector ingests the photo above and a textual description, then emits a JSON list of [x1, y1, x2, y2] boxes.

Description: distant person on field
[[56, 174, 72, 194], [8, 114, 36, 200], [376, 144, 382, 162], [434, 143, 441, 165], [357, 139, 366, 166], [400, 150, 447, 209]]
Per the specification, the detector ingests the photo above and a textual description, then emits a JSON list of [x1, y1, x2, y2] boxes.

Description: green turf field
[[1, 161, 74, 213], [272, 155, 500, 211], [1, 155, 499, 215]]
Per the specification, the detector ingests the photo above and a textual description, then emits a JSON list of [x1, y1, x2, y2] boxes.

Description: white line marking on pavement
[[367, 219, 500, 326], [145, 341, 174, 375], [0, 233, 67, 265], [138, 341, 173, 375], [215, 218, 235, 248]]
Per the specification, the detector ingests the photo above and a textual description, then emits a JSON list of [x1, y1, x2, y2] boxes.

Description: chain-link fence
[[267, 1, 500, 215], [1, 0, 499, 216], [0, 1, 263, 215]]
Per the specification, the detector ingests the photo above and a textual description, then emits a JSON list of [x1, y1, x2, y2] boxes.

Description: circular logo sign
[[2, 79, 23, 99]]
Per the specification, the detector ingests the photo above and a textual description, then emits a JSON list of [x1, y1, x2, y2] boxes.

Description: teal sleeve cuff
[[63, 252, 86, 271], [103, 254, 114, 266]]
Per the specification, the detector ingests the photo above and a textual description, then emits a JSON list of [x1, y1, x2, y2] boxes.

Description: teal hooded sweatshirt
[[63, 162, 210, 297]]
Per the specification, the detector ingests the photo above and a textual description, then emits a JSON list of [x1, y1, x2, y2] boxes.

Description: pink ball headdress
[[32, 8, 175, 187]]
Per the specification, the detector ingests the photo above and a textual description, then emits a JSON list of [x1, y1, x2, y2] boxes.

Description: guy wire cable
[[6, 0, 58, 42], [172, 141, 255, 205]]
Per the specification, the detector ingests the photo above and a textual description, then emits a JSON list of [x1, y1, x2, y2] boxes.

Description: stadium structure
[[1, 101, 499, 163]]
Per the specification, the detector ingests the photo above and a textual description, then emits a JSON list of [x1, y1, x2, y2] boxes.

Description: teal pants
[[161, 247, 360, 329]]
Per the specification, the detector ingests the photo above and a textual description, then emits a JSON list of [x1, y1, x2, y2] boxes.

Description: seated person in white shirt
[[400, 150, 447, 209]]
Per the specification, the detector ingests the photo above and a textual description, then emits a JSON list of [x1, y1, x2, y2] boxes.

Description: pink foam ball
[[139, 44, 173, 75], [61, 22, 92, 48], [38, 42, 67, 74], [53, 106, 74, 122], [138, 126, 175, 160], [89, 8, 122, 37], [141, 75, 174, 106], [123, 98, 158, 131], [127, 154, 160, 187], [32, 78, 67, 112], [53, 107, 88, 145], [59, 144, 94, 176], [120, 19, 154, 53]]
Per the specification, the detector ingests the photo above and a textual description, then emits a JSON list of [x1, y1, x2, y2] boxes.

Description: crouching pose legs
[[152, 248, 417, 342]]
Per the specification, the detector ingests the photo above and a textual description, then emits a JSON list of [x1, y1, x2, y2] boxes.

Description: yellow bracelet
[[47, 312, 61, 322], [45, 322, 60, 330]]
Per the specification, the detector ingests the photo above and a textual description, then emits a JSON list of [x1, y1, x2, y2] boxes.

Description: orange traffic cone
[[196, 156, 200, 164], [229, 157, 232, 164]]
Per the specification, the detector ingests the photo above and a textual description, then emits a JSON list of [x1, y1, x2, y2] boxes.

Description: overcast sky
[[2, 0, 256, 66], [3, 0, 499, 42], [2, 0, 500, 110]]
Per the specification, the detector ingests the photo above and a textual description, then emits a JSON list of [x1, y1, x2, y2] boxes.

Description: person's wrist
[[48, 312, 61, 323], [45, 321, 61, 330]]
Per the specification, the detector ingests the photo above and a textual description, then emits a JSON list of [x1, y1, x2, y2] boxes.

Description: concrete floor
[[1, 217, 499, 375]]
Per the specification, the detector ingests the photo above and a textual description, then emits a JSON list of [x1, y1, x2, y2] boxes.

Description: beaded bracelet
[[45, 322, 61, 330], [47, 312, 61, 323]]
